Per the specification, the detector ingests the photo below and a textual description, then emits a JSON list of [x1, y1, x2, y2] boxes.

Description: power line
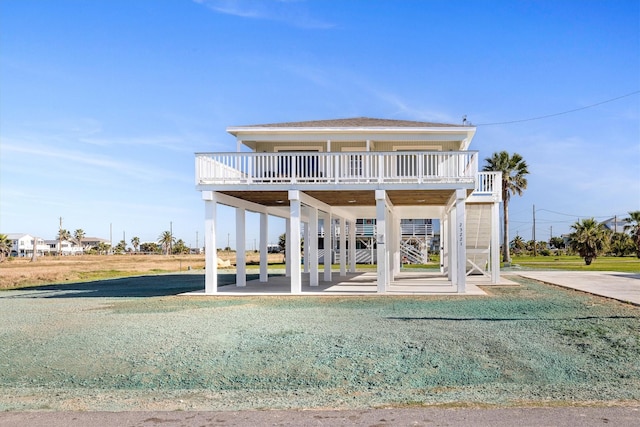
[[476, 90, 640, 126]]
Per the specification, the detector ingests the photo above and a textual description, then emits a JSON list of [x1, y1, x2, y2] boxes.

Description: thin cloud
[[194, 0, 335, 29], [2, 139, 188, 184]]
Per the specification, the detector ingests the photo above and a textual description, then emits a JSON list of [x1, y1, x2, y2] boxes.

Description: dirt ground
[[0, 253, 284, 289], [0, 274, 638, 411]]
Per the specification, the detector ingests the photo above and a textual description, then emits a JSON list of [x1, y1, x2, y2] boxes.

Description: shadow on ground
[[8, 273, 259, 298]]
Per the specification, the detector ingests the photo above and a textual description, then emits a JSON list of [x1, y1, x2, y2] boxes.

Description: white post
[[393, 215, 401, 279], [340, 217, 347, 276], [304, 219, 310, 273], [236, 207, 246, 287], [285, 218, 291, 277], [449, 208, 456, 283], [288, 191, 302, 293], [455, 189, 466, 293], [203, 191, 217, 294], [375, 190, 388, 293], [349, 219, 356, 273], [491, 201, 501, 284], [259, 212, 268, 282], [440, 216, 446, 275], [309, 206, 319, 287], [324, 212, 332, 282]]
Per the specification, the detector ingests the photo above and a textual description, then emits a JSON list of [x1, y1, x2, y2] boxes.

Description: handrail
[[474, 171, 502, 195], [196, 151, 479, 186]]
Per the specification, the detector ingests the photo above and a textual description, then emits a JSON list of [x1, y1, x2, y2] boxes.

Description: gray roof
[[236, 117, 466, 128]]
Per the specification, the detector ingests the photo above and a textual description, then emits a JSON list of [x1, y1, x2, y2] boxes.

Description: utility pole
[[614, 215, 617, 233], [195, 231, 199, 252], [532, 205, 537, 257], [170, 221, 173, 255]]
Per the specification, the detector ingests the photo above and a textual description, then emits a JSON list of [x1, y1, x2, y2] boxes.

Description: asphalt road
[[1, 407, 639, 427]]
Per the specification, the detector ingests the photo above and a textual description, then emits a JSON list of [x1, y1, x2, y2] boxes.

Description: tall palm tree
[[158, 231, 174, 255], [624, 210, 640, 258], [569, 218, 610, 265], [131, 236, 140, 253], [483, 151, 529, 263], [0, 234, 11, 262], [74, 229, 85, 252]]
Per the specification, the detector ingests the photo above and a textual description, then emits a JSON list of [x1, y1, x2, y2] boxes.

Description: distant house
[[6, 233, 49, 257], [45, 239, 84, 256], [195, 117, 503, 294], [80, 237, 111, 252], [601, 217, 632, 234]]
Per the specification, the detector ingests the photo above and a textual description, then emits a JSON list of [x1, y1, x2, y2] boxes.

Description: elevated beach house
[[195, 118, 502, 294]]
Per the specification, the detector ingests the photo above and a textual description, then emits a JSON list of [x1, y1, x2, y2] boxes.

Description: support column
[[285, 218, 291, 277], [324, 212, 332, 282], [440, 216, 446, 275], [288, 191, 302, 293], [309, 206, 319, 287], [203, 191, 217, 294], [339, 217, 346, 276], [455, 189, 466, 293], [491, 201, 501, 284], [303, 219, 310, 273], [375, 190, 388, 293], [349, 219, 356, 273], [449, 207, 456, 283], [235, 207, 246, 287], [259, 212, 268, 283], [393, 215, 401, 278]]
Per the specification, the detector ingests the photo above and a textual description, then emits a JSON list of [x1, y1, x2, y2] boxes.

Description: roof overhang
[[227, 121, 476, 150]]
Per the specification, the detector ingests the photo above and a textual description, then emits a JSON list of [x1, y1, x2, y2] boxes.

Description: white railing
[[474, 171, 502, 195], [400, 223, 433, 236], [196, 151, 478, 186]]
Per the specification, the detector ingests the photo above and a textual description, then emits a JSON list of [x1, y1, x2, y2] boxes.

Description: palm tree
[[609, 232, 633, 257], [0, 234, 11, 262], [511, 234, 526, 255], [57, 228, 71, 256], [569, 218, 610, 265], [158, 231, 174, 255], [483, 151, 529, 263], [624, 210, 640, 258], [131, 236, 140, 253], [74, 229, 85, 253]]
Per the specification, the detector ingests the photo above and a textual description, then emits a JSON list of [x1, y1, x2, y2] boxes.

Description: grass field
[[0, 253, 278, 290], [511, 255, 640, 272], [2, 254, 638, 290]]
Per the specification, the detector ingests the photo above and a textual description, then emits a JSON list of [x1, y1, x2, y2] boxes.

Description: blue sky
[[1, 0, 638, 249]]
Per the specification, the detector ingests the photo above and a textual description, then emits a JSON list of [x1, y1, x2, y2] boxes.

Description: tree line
[[0, 229, 195, 261], [483, 151, 639, 265]]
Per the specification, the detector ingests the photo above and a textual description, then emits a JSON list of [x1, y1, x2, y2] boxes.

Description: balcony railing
[[196, 151, 479, 186], [473, 171, 502, 196]]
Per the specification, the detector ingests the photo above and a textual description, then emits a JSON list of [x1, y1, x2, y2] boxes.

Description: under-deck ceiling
[[219, 189, 473, 207]]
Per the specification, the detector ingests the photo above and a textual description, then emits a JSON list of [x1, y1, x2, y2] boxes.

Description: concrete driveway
[[516, 271, 640, 306]]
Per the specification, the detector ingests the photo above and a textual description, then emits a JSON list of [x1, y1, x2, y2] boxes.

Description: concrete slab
[[184, 271, 518, 296], [516, 271, 640, 306]]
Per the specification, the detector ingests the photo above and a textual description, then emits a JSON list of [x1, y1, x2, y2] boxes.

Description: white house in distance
[[6, 234, 49, 257], [195, 117, 502, 294]]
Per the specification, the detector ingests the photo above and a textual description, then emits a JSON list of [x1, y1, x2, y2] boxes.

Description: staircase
[[400, 237, 428, 264], [466, 204, 492, 275]]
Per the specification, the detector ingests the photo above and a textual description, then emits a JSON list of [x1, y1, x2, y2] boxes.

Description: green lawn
[[510, 255, 640, 273]]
